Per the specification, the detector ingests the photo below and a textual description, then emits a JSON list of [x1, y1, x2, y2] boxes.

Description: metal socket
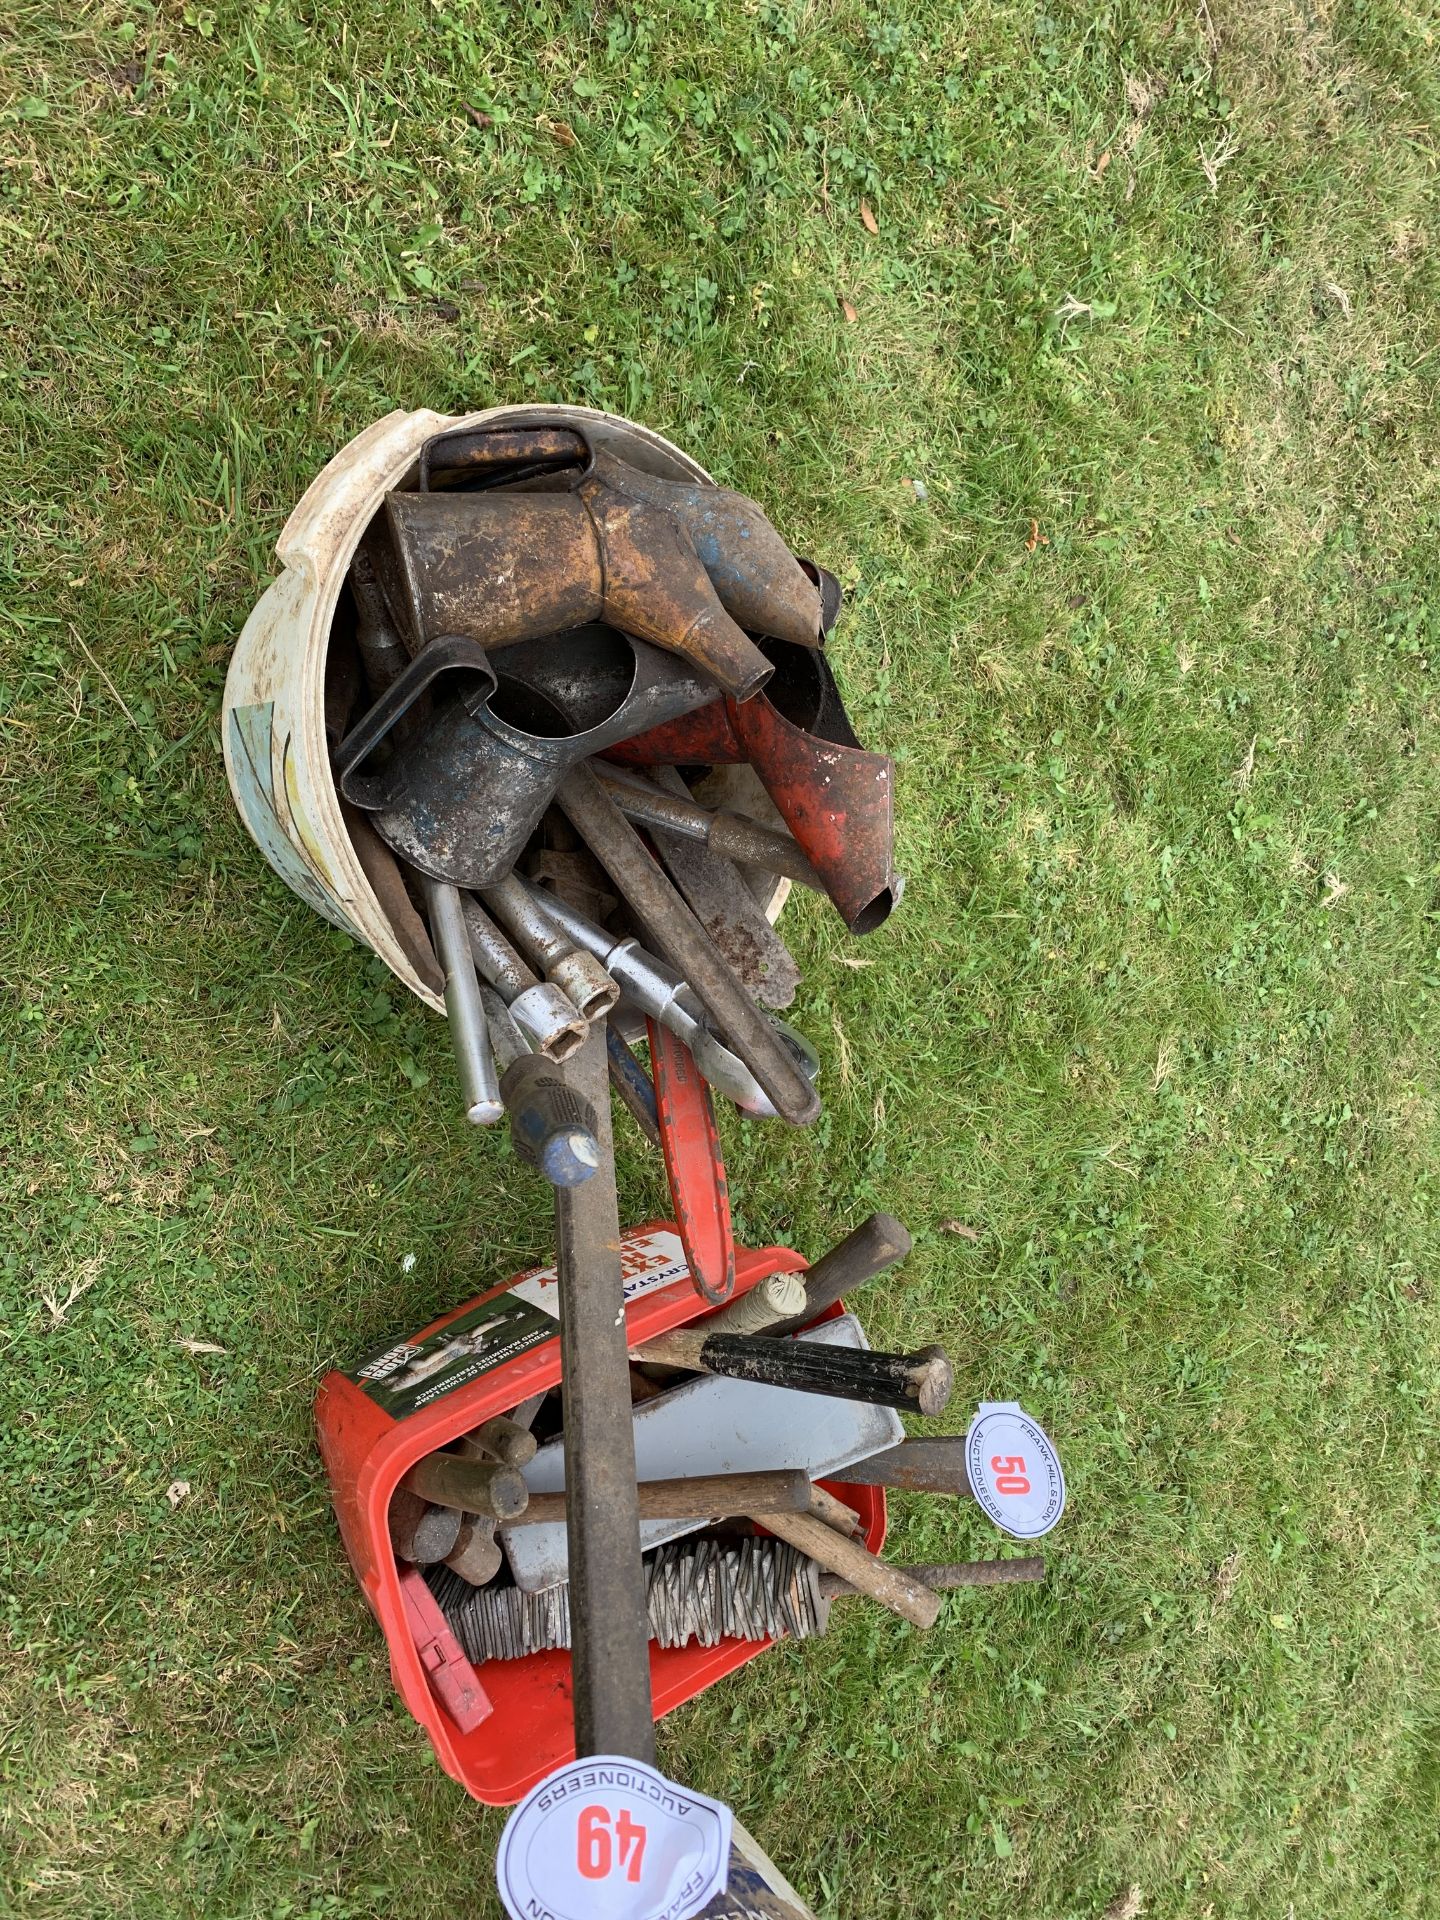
[[527, 882, 805, 1119], [508, 983, 587, 1063], [482, 872, 622, 1023], [461, 896, 587, 1061], [547, 949, 621, 1024]]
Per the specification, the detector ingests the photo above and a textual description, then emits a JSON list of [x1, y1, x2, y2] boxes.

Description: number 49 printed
[[496, 1754, 732, 1920], [577, 1805, 648, 1884]]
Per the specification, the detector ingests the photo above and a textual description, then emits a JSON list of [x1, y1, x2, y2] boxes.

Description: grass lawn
[[4, 0, 1440, 1913]]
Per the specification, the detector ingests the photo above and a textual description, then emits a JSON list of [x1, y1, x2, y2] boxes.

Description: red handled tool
[[647, 1018, 735, 1307]]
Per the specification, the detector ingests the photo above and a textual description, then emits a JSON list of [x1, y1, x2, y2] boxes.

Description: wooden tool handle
[[765, 1212, 913, 1336], [628, 1363, 669, 1404], [387, 1486, 462, 1565], [752, 1506, 941, 1629], [833, 1437, 974, 1497], [401, 1452, 531, 1521], [508, 1468, 812, 1527], [630, 1329, 954, 1418], [821, 1556, 1045, 1598], [459, 1414, 540, 1469], [443, 1512, 504, 1586], [806, 1484, 864, 1537], [443, 1386, 547, 1584]]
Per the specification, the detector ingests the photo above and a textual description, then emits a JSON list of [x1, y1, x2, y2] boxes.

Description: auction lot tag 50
[[966, 1401, 1066, 1539], [497, 1755, 732, 1920]]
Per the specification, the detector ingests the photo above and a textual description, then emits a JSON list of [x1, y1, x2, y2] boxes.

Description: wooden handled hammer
[[629, 1327, 954, 1418]]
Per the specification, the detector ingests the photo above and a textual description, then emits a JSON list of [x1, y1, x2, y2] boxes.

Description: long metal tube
[[477, 986, 527, 1073], [554, 1021, 657, 1760], [522, 883, 700, 1039], [483, 871, 572, 968], [422, 878, 504, 1124], [461, 893, 543, 999], [605, 1023, 662, 1146], [593, 763, 825, 892], [556, 766, 820, 1125]]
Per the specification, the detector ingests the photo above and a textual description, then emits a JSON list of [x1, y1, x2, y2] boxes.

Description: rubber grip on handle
[[500, 1053, 601, 1187]]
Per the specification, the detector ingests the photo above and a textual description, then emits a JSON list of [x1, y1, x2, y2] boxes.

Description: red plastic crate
[[315, 1222, 886, 1806]]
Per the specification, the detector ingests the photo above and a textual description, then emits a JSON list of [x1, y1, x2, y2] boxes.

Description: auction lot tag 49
[[497, 1755, 732, 1920], [966, 1401, 1066, 1539]]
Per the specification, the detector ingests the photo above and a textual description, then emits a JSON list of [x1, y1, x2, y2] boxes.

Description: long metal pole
[[591, 763, 825, 891], [422, 877, 503, 1125], [553, 1019, 656, 1761], [556, 764, 820, 1125]]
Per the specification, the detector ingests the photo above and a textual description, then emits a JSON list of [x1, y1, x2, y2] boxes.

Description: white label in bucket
[[966, 1402, 1066, 1539], [496, 1756, 731, 1920]]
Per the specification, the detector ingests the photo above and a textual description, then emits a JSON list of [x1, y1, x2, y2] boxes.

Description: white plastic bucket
[[222, 405, 716, 1010]]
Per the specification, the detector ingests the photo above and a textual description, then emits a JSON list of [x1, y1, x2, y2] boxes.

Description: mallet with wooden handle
[[461, 1414, 540, 1470], [443, 1512, 504, 1586], [388, 1485, 462, 1566], [443, 1400, 547, 1585], [629, 1328, 954, 1418], [762, 1211, 914, 1337], [400, 1451, 530, 1521]]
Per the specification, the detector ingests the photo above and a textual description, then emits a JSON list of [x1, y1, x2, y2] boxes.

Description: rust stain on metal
[[370, 426, 824, 702], [377, 487, 771, 701], [350, 630, 715, 890], [611, 640, 902, 935]]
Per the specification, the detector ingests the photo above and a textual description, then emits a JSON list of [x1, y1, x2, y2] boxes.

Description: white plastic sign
[[497, 1756, 732, 1920], [966, 1402, 1066, 1539]]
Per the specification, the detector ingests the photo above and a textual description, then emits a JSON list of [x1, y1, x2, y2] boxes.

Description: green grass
[[4, 0, 1440, 1913]]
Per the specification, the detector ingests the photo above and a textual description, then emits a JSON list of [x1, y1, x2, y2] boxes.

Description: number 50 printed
[[991, 1453, 1030, 1495]]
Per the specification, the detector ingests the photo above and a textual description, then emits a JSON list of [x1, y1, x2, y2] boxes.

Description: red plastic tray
[[315, 1224, 885, 1805]]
